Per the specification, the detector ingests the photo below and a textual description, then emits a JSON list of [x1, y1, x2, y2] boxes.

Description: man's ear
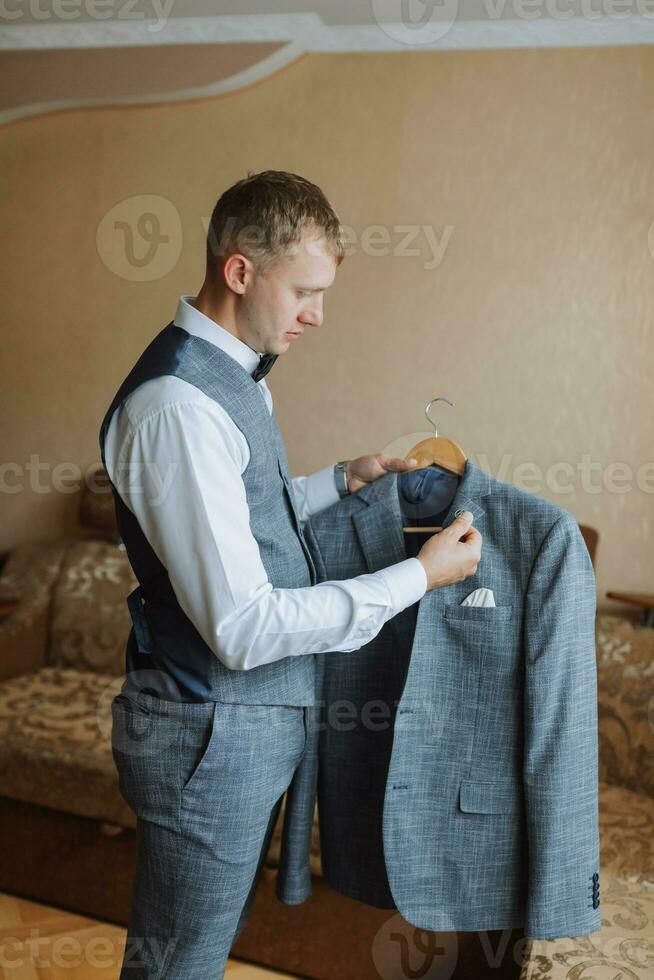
[[223, 253, 251, 295]]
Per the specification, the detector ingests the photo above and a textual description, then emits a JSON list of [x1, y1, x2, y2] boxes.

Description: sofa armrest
[[0, 540, 70, 682], [0, 606, 50, 682], [47, 539, 136, 676], [596, 613, 654, 799]]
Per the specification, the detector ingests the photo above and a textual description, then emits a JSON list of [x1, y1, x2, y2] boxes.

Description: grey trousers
[[110, 690, 308, 979]]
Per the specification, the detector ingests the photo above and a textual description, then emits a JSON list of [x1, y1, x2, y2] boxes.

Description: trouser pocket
[[110, 694, 180, 827], [179, 702, 219, 795]]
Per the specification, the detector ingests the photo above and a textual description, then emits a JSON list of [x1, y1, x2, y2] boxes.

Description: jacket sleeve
[[523, 514, 601, 940], [274, 515, 326, 906], [301, 518, 328, 584]]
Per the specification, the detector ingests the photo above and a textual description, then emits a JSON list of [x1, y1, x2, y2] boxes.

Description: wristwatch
[[333, 460, 350, 498]]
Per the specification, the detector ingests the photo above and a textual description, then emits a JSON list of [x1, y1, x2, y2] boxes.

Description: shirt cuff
[[376, 557, 428, 613], [302, 463, 342, 515]]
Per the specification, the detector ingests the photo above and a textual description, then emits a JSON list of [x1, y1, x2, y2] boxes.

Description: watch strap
[[334, 460, 350, 498]]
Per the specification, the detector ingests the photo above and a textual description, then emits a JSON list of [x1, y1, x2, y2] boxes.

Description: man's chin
[[264, 332, 299, 354]]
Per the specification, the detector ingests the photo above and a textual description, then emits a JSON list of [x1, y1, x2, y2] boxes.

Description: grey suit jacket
[[298, 459, 600, 941]]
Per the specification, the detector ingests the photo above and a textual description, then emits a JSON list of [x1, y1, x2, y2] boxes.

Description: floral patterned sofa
[[519, 613, 654, 980], [0, 503, 652, 979]]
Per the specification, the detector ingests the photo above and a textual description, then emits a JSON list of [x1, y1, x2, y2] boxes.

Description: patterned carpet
[[0, 891, 300, 979]]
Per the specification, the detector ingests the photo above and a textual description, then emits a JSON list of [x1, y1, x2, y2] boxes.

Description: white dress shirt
[[104, 296, 428, 671]]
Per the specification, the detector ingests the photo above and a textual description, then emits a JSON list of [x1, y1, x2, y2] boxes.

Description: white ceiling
[[2, 0, 653, 50], [3, 0, 652, 25]]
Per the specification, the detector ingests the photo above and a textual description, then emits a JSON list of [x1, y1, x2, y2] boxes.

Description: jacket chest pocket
[[419, 604, 517, 745], [441, 604, 516, 660], [442, 605, 513, 624]]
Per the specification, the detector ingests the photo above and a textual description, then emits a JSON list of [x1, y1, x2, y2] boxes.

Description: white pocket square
[[460, 588, 496, 608]]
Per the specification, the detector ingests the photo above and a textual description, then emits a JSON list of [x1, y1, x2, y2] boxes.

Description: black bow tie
[[251, 352, 278, 383]]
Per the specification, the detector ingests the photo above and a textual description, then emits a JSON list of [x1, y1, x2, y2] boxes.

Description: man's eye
[[298, 290, 312, 298]]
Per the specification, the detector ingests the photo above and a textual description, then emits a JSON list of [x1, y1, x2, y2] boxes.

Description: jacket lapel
[[438, 458, 491, 531], [352, 459, 491, 576], [353, 473, 407, 573]]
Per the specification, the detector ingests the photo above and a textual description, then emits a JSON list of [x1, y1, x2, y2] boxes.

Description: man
[[99, 170, 481, 979]]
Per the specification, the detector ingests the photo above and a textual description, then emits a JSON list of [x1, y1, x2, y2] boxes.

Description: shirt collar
[[173, 295, 263, 377]]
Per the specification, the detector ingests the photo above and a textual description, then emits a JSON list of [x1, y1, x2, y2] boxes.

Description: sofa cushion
[[599, 782, 654, 882], [0, 665, 136, 829], [596, 613, 654, 799], [48, 540, 136, 676], [520, 874, 654, 979], [0, 540, 69, 642]]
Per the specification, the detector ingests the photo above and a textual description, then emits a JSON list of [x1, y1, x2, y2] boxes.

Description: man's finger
[[382, 456, 419, 472], [447, 510, 474, 537], [461, 527, 482, 549]]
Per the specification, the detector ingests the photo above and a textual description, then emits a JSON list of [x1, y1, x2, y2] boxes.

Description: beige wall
[[0, 43, 284, 114], [2, 46, 653, 609]]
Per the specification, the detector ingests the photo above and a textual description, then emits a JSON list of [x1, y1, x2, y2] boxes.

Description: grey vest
[[99, 322, 318, 704]]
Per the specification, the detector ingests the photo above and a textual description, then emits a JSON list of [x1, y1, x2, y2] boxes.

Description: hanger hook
[[425, 396, 454, 437]]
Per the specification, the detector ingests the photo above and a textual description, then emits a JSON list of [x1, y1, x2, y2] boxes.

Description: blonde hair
[[205, 170, 347, 275]]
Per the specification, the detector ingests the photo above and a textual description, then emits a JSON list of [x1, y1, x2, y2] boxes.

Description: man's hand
[[417, 511, 482, 590], [346, 454, 418, 494]]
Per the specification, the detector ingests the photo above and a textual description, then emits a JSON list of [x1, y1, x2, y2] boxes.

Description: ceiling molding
[[0, 14, 322, 50], [2, 10, 652, 124], [2, 12, 653, 52], [319, 18, 654, 49]]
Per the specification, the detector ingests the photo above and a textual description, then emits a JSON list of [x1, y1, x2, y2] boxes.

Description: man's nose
[[300, 297, 323, 327]]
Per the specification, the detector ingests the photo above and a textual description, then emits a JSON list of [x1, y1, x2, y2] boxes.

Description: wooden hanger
[[402, 397, 467, 533]]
